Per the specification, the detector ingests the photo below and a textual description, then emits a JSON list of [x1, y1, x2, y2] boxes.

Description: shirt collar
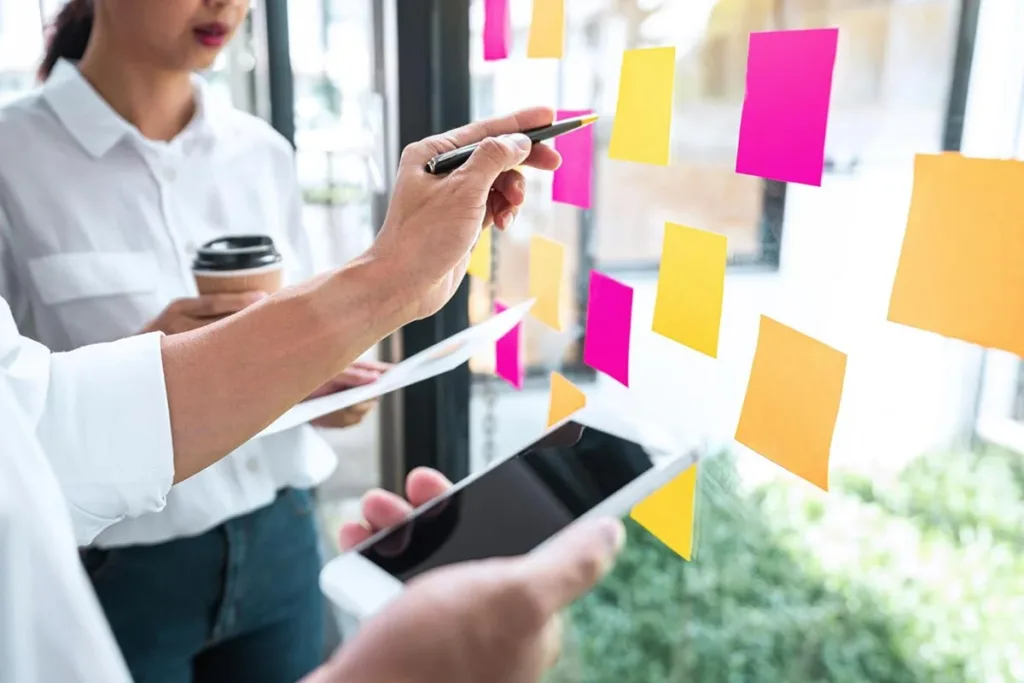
[[42, 58, 222, 159]]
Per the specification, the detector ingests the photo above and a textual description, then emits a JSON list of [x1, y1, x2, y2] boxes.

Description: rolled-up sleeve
[[1, 294, 175, 546], [39, 333, 175, 545]]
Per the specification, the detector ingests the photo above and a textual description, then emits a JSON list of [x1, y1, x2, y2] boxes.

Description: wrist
[[321, 252, 415, 343]]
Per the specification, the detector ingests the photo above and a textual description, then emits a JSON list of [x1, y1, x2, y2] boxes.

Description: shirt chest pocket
[[27, 252, 161, 345]]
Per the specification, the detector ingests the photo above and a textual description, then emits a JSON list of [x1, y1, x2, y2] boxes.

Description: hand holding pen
[[372, 107, 568, 322]]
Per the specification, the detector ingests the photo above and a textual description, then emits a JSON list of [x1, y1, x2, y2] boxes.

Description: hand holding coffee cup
[[141, 235, 283, 336]]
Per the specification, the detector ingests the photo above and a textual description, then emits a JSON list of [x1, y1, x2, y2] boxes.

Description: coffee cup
[[192, 235, 284, 295]]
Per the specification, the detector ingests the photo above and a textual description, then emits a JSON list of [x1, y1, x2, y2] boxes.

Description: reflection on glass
[[289, 0, 381, 273], [467, 0, 961, 373]]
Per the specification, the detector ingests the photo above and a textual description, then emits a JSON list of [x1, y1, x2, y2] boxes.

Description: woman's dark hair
[[39, 0, 94, 81]]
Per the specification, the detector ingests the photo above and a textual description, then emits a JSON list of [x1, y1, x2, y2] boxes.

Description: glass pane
[[465, 2, 1015, 682], [291, 0, 382, 275], [285, 0, 384, 564], [466, 0, 961, 375]]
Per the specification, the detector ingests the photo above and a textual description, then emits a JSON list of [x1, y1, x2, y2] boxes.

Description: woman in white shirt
[[0, 1, 388, 681]]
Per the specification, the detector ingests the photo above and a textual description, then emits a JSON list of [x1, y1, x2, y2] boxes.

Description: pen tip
[[580, 114, 599, 126]]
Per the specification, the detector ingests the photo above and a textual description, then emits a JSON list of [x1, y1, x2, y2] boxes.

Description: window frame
[[967, 0, 1024, 455]]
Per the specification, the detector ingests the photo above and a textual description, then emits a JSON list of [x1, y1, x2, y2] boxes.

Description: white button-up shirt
[[0, 297, 167, 682], [0, 60, 337, 547]]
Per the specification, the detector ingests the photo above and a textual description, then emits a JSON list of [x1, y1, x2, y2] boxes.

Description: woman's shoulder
[[0, 92, 61, 180], [0, 91, 53, 140]]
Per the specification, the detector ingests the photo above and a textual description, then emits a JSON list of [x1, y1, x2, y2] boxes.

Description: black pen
[[424, 114, 599, 175]]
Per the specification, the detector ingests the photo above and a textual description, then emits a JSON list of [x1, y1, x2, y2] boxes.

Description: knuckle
[[476, 137, 507, 165], [399, 143, 420, 164]]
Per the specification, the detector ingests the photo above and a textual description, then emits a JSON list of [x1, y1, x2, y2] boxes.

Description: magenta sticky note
[[495, 301, 524, 389], [736, 28, 839, 187], [583, 272, 633, 387], [483, 0, 511, 61], [553, 109, 595, 209]]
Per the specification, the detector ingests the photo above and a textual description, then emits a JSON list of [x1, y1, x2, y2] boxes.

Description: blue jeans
[[82, 488, 325, 683]]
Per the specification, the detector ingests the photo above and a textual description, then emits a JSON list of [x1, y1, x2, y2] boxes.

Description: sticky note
[[652, 223, 727, 358], [552, 109, 594, 208], [736, 28, 838, 186], [583, 271, 633, 387], [527, 0, 564, 59], [888, 154, 1024, 357], [608, 47, 675, 166], [630, 465, 697, 560], [528, 235, 565, 331], [467, 227, 492, 281], [483, 0, 511, 61], [546, 372, 586, 427], [735, 316, 846, 491], [494, 301, 523, 389]]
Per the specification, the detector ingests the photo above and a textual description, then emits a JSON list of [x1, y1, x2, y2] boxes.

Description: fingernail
[[505, 133, 532, 151], [599, 519, 626, 555], [500, 210, 516, 230]]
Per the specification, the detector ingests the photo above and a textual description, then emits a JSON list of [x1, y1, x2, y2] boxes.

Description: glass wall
[[283, 0, 386, 567], [466, 0, 961, 381], [465, 1, 1024, 682]]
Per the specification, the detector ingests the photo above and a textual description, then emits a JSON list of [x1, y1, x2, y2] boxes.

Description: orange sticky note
[[527, 0, 564, 59], [528, 234, 565, 331], [630, 465, 697, 560], [546, 371, 585, 427], [467, 227, 492, 281], [652, 223, 727, 358], [888, 154, 1024, 357], [735, 316, 846, 491]]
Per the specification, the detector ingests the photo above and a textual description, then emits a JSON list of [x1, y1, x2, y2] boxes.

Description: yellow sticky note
[[528, 234, 565, 331], [608, 47, 675, 166], [652, 223, 727, 358], [527, 0, 564, 59], [630, 465, 697, 560], [888, 154, 1024, 357], [467, 227, 492, 281], [735, 316, 846, 491], [546, 371, 586, 427]]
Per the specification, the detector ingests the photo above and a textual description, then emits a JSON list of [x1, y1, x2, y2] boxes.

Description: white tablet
[[320, 404, 695, 620]]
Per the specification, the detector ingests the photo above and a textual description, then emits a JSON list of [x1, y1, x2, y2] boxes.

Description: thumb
[[517, 517, 626, 615], [453, 133, 532, 190]]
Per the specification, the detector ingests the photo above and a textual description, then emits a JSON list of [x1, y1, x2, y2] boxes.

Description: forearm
[[162, 255, 408, 483]]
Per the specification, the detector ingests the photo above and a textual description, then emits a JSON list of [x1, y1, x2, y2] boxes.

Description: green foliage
[[548, 449, 1024, 683]]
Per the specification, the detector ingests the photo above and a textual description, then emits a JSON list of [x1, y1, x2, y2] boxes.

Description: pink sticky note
[[553, 109, 594, 209], [495, 301, 523, 389], [583, 272, 633, 387], [483, 0, 511, 61], [736, 28, 838, 187]]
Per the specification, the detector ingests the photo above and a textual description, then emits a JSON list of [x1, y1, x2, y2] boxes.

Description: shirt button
[[247, 459, 260, 473]]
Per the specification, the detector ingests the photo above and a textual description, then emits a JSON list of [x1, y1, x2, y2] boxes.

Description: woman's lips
[[194, 23, 228, 48]]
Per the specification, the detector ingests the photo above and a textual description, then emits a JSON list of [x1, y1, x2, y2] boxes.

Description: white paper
[[259, 299, 535, 437]]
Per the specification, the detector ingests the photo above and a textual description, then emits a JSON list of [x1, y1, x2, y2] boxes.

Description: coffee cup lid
[[193, 235, 282, 272]]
